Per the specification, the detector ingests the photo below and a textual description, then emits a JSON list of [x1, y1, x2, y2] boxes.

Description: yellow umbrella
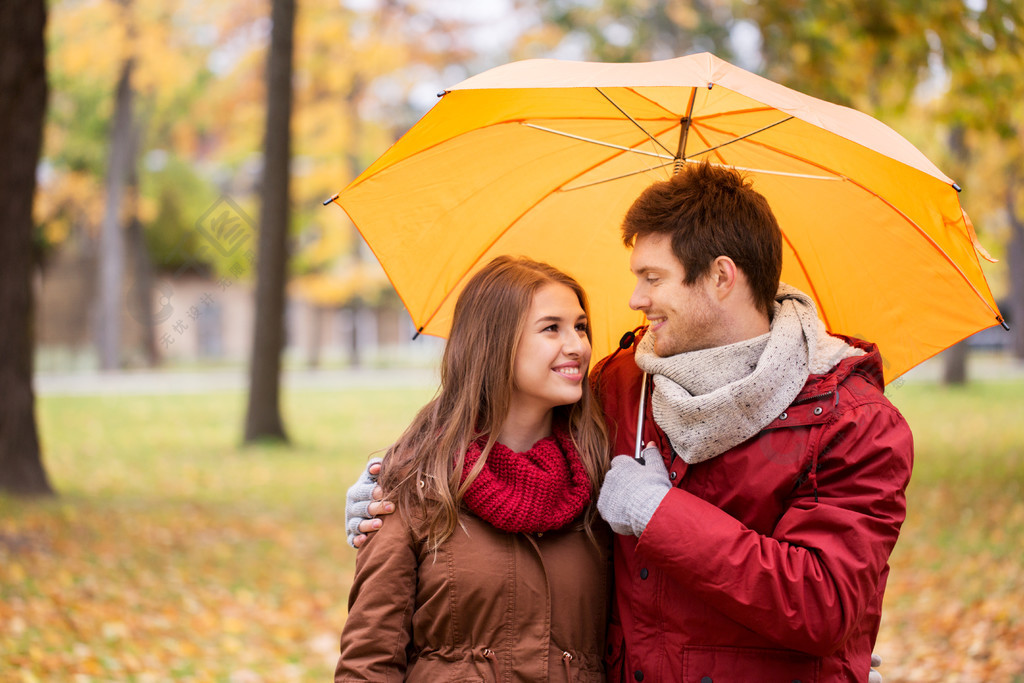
[[328, 52, 1004, 382]]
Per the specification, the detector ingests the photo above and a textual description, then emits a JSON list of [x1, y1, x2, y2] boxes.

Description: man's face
[[628, 233, 721, 357]]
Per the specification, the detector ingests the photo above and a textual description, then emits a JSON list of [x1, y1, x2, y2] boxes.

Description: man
[[591, 161, 912, 681], [347, 162, 910, 681]]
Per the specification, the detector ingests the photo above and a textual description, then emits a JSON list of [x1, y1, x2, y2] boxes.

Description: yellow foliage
[[50, 0, 126, 83], [43, 218, 71, 246], [34, 171, 107, 244], [290, 260, 389, 306]]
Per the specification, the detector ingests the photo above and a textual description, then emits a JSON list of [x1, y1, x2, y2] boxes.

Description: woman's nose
[[563, 330, 588, 356]]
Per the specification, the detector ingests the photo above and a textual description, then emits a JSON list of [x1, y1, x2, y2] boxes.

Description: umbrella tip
[[437, 90, 448, 98], [997, 315, 1010, 331], [412, 326, 425, 340], [322, 193, 340, 206], [953, 183, 962, 192]]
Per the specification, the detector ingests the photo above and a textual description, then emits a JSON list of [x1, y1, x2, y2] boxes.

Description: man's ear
[[708, 256, 738, 301]]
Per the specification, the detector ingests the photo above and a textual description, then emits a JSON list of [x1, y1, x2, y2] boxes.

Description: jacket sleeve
[[335, 507, 419, 682], [635, 394, 913, 657]]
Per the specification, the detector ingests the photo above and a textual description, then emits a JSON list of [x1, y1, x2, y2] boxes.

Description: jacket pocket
[[682, 645, 820, 683]]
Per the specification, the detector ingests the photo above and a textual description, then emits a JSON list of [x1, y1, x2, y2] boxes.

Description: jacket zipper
[[791, 390, 835, 406]]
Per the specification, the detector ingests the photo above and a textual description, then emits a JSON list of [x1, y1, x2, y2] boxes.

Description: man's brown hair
[[622, 161, 783, 318]]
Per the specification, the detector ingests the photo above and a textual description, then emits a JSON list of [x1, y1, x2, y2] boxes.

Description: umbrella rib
[[693, 120, 848, 180], [595, 87, 675, 158], [679, 158, 841, 182], [562, 161, 677, 191], [554, 120, 682, 192], [689, 116, 795, 157], [522, 123, 674, 160], [695, 120, 844, 177]]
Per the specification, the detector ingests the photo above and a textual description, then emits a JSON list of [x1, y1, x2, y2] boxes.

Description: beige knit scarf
[[634, 283, 865, 464]]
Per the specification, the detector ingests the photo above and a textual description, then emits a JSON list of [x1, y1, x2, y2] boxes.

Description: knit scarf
[[634, 283, 865, 465], [459, 428, 592, 533]]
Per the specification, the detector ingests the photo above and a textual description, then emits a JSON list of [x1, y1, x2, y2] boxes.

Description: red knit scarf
[[459, 428, 592, 533]]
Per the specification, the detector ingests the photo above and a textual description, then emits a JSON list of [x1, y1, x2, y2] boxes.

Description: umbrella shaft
[[674, 117, 692, 174]]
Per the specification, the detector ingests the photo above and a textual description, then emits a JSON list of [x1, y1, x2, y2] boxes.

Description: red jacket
[[593, 334, 913, 682]]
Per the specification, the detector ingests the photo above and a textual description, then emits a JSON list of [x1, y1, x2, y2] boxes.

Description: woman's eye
[[575, 323, 588, 332]]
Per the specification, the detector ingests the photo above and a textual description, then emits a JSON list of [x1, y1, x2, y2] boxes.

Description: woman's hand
[[346, 459, 396, 548]]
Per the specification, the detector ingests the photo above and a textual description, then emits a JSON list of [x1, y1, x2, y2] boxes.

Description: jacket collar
[[797, 334, 885, 400]]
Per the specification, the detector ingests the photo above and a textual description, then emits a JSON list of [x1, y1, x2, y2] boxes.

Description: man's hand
[[597, 444, 672, 537], [345, 458, 395, 548]]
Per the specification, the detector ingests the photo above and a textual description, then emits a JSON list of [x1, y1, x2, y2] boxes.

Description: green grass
[[34, 389, 435, 504], [2, 378, 1023, 681], [876, 380, 1024, 680], [1, 387, 434, 683]]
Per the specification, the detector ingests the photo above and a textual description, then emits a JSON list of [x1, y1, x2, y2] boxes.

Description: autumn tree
[[939, 25, 1024, 360], [42, 0, 237, 368], [0, 0, 53, 495], [288, 0, 477, 368], [244, 0, 296, 443], [523, 0, 735, 62]]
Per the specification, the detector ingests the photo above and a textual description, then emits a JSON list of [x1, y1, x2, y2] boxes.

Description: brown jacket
[[336, 507, 610, 682]]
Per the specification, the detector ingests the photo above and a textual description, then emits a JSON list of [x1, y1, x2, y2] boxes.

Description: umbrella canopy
[[330, 52, 1003, 382]]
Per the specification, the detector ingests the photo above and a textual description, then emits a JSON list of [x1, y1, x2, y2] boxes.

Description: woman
[[335, 256, 611, 682]]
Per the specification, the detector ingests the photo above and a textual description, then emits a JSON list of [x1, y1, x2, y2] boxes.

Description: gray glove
[[869, 653, 882, 683], [345, 457, 382, 547], [597, 446, 672, 537]]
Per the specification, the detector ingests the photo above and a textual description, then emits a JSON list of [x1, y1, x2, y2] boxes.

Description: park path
[[33, 353, 1024, 397]]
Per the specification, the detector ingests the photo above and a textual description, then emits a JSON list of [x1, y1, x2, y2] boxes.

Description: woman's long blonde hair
[[379, 256, 609, 550]]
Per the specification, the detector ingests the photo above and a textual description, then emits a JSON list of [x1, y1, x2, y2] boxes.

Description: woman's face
[[510, 283, 592, 416]]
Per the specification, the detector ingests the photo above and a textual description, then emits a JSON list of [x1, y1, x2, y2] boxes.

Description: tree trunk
[[346, 300, 363, 368], [97, 55, 136, 370], [244, 0, 295, 443], [307, 304, 323, 369], [127, 214, 158, 366], [942, 340, 968, 385], [125, 112, 158, 367], [942, 126, 970, 384], [0, 0, 52, 495], [1006, 177, 1024, 360], [344, 78, 366, 369]]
